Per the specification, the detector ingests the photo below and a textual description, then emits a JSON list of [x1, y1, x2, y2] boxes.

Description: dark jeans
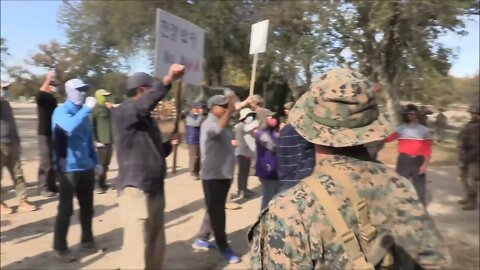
[[197, 179, 231, 251], [37, 135, 57, 193], [396, 153, 427, 205], [53, 169, 95, 252], [236, 155, 251, 193], [188, 144, 200, 175], [96, 144, 113, 188], [260, 178, 280, 210]]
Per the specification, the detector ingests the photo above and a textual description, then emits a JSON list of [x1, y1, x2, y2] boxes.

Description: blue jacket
[[185, 113, 203, 145], [52, 100, 99, 173]]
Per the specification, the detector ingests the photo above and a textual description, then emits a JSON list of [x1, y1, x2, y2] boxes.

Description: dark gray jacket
[[114, 80, 172, 194]]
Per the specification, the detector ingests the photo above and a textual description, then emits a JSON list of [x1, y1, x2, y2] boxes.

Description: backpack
[[303, 165, 395, 270]]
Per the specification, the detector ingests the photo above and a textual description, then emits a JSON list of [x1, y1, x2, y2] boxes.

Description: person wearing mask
[[254, 109, 280, 210], [185, 102, 204, 180], [248, 67, 450, 269], [1, 82, 37, 215], [36, 72, 59, 197], [191, 95, 241, 264], [51, 78, 102, 262], [385, 104, 432, 206], [114, 65, 183, 269], [233, 108, 256, 199], [91, 89, 113, 194]]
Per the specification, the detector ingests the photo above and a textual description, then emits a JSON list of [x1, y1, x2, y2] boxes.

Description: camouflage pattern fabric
[[248, 155, 451, 269], [458, 119, 480, 163], [288, 68, 392, 147]]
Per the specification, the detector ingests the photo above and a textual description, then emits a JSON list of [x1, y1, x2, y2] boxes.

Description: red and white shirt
[[385, 123, 432, 157]]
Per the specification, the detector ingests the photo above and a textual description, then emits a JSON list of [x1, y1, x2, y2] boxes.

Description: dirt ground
[[0, 103, 479, 269]]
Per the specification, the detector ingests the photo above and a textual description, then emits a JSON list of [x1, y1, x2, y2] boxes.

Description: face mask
[[1, 90, 7, 98], [51, 87, 57, 93], [67, 88, 88, 105], [267, 118, 278, 127], [244, 115, 254, 124]]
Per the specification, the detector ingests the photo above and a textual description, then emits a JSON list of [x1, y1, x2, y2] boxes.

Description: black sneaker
[[54, 250, 76, 263], [80, 242, 100, 254]]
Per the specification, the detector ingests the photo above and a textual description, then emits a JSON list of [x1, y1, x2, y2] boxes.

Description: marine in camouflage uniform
[[457, 104, 480, 211], [247, 68, 450, 269]]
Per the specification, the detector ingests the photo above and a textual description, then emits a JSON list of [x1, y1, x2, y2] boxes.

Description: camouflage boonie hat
[[288, 67, 392, 147]]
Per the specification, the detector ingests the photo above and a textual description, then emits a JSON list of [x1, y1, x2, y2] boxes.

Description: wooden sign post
[[249, 20, 269, 96]]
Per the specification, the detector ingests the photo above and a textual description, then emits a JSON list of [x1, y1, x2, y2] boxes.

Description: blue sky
[[1, 0, 479, 78]]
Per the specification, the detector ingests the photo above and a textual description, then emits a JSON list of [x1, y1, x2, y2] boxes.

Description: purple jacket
[[255, 129, 279, 180]]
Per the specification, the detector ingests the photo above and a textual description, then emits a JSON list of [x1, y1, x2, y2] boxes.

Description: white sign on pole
[[154, 9, 205, 86], [249, 20, 269, 55]]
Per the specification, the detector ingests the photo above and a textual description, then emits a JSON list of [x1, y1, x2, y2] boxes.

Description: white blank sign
[[249, 20, 269, 55]]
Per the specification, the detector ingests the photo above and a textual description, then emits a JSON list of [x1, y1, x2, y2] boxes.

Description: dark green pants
[[0, 143, 27, 203], [53, 169, 95, 252]]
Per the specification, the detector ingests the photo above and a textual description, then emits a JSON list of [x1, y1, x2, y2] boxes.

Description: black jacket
[[114, 80, 172, 194]]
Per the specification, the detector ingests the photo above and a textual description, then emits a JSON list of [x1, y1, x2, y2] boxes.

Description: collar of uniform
[[315, 154, 360, 168]]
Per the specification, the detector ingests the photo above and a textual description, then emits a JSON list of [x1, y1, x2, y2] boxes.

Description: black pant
[[237, 155, 251, 192], [396, 153, 427, 205], [53, 169, 95, 252], [197, 179, 231, 251], [37, 135, 57, 192], [96, 144, 112, 188], [188, 144, 200, 175]]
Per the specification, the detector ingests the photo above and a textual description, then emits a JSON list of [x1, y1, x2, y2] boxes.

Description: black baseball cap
[[127, 72, 154, 91]]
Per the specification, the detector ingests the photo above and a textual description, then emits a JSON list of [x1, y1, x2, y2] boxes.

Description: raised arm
[[54, 106, 93, 135]]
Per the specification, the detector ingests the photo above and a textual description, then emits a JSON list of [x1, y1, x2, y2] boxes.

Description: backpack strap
[[314, 165, 377, 242], [304, 177, 375, 270]]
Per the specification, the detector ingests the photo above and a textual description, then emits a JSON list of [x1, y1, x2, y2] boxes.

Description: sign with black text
[[154, 9, 205, 85]]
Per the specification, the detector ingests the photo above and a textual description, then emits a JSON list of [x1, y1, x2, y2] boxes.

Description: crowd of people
[[0, 64, 478, 269]]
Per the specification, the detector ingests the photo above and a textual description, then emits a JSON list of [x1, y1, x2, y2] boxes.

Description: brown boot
[[18, 200, 37, 212], [462, 196, 478, 211], [1, 203, 13, 215], [458, 198, 469, 204]]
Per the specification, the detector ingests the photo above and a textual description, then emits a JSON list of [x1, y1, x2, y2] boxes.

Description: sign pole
[[172, 81, 182, 174], [249, 53, 258, 96]]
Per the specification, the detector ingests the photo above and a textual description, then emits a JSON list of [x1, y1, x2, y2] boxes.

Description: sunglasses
[[214, 103, 229, 109]]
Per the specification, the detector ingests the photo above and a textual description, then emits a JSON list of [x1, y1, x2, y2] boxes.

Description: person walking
[[248, 67, 450, 269], [435, 108, 448, 143], [191, 94, 241, 264], [385, 104, 432, 206], [457, 103, 479, 211], [185, 102, 204, 180], [233, 108, 256, 199], [0, 82, 37, 215], [114, 65, 184, 269], [91, 89, 113, 194], [36, 72, 59, 197], [51, 78, 102, 262], [254, 109, 280, 210]]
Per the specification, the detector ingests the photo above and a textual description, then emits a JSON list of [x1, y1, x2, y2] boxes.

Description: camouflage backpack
[[304, 165, 395, 270]]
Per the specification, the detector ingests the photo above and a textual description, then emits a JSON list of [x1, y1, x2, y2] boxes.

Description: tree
[[327, 0, 478, 122], [1, 37, 10, 73]]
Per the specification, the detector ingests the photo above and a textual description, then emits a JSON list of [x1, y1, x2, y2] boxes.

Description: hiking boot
[[54, 250, 76, 263], [219, 248, 240, 264], [1, 203, 13, 215], [192, 239, 216, 251], [462, 203, 478, 211], [225, 202, 241, 210], [238, 189, 255, 199], [18, 200, 37, 212]]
